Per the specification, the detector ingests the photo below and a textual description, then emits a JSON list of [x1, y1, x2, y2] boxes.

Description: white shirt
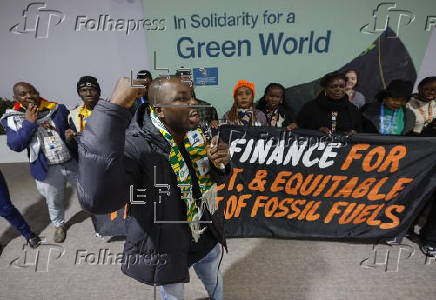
[[406, 96, 436, 134]]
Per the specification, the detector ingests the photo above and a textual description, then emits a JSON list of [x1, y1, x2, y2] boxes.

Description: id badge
[[197, 157, 210, 176], [188, 130, 204, 147], [44, 136, 63, 151]]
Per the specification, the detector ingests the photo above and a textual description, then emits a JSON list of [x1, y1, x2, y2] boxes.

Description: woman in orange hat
[[223, 80, 267, 126]]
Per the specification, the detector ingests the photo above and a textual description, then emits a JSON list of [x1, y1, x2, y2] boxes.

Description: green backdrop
[[143, 0, 434, 116]]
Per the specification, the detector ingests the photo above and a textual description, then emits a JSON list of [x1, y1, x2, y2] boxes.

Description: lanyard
[[238, 109, 254, 126], [380, 104, 398, 134], [331, 111, 338, 132]]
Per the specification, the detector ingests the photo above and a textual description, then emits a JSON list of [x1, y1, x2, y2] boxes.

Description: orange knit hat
[[233, 80, 255, 99]]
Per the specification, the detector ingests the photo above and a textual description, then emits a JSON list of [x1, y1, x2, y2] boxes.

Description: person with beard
[[407, 76, 436, 136], [224, 80, 267, 126], [361, 80, 415, 135], [0, 82, 76, 243], [255, 82, 297, 129], [297, 72, 362, 135], [77, 76, 231, 300]]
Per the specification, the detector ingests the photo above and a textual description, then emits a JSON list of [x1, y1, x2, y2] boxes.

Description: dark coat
[[77, 101, 229, 286], [420, 119, 436, 137], [297, 95, 362, 132], [360, 102, 416, 135]]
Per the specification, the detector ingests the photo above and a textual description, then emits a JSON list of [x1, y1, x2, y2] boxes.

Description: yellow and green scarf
[[69, 105, 93, 132], [150, 108, 217, 242]]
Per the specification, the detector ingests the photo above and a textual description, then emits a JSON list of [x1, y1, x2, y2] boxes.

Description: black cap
[[386, 80, 414, 98], [136, 70, 152, 80], [77, 76, 101, 95]]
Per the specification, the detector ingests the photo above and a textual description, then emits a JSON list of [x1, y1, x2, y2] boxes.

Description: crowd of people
[[0, 69, 435, 300]]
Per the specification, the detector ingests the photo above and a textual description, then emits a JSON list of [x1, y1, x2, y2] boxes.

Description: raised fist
[[110, 77, 146, 109]]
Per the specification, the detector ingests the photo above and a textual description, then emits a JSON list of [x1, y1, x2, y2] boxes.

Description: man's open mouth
[[189, 111, 199, 122]]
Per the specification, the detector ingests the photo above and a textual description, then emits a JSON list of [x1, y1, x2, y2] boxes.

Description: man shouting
[[77, 76, 230, 300]]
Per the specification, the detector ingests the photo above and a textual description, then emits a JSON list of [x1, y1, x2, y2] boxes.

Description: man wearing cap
[[70, 76, 131, 237], [69, 76, 102, 133], [0, 82, 76, 243]]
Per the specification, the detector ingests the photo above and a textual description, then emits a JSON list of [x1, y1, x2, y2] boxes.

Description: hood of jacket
[[127, 104, 172, 155]]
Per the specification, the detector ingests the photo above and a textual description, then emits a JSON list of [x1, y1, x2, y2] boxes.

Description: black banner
[[218, 125, 436, 240]]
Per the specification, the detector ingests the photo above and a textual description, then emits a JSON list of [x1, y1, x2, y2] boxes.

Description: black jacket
[[361, 102, 416, 135], [297, 94, 362, 132], [420, 119, 436, 137], [77, 101, 228, 286]]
